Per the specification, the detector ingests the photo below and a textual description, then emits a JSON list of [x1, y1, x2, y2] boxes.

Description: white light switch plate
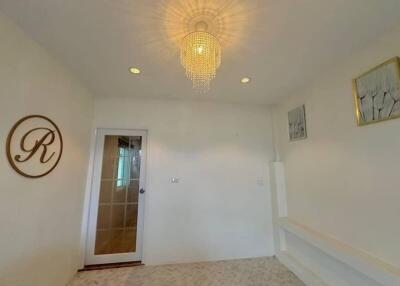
[[171, 178, 180, 183]]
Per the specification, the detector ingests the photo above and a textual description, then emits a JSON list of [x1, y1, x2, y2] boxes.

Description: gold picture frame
[[352, 57, 400, 126]]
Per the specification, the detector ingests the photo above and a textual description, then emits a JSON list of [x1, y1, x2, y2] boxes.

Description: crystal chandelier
[[180, 22, 221, 92]]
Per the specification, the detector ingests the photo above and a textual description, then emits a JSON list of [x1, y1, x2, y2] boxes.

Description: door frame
[[80, 128, 148, 266]]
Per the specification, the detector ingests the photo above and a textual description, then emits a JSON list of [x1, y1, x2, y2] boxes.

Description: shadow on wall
[[0, 245, 79, 286]]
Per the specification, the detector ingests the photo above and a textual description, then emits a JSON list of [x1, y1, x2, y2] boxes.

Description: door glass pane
[[95, 135, 142, 255]]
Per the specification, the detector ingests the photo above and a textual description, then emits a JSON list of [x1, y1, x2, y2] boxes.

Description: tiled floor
[[69, 257, 305, 286]]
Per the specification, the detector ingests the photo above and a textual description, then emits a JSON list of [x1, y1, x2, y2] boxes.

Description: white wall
[[93, 98, 275, 265], [0, 13, 93, 286], [273, 25, 400, 284]]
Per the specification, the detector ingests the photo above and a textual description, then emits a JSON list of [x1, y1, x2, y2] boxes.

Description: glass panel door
[[86, 130, 146, 265]]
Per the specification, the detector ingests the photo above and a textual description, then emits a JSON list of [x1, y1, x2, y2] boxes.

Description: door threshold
[[79, 261, 144, 272]]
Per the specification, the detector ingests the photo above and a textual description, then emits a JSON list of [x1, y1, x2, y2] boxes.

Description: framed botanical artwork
[[353, 57, 400, 126], [288, 105, 307, 141]]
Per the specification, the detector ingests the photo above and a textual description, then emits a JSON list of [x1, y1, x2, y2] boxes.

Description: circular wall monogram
[[6, 115, 63, 178]]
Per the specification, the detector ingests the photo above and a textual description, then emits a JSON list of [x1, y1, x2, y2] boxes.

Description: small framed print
[[288, 105, 307, 141]]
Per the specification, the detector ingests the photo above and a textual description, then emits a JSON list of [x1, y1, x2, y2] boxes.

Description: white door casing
[[85, 128, 147, 265]]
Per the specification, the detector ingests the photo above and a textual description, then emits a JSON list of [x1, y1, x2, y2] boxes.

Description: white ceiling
[[1, 0, 400, 105]]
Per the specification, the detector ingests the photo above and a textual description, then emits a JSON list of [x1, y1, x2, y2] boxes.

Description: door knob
[[139, 188, 145, 194]]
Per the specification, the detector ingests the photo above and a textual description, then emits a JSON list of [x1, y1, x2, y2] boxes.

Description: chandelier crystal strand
[[180, 31, 221, 93]]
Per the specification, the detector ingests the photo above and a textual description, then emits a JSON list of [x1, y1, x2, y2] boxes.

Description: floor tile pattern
[[69, 257, 305, 286]]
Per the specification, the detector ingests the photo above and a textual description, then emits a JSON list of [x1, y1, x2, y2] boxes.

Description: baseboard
[[78, 261, 143, 271], [277, 251, 329, 286]]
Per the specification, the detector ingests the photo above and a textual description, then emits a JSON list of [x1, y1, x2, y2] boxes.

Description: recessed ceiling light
[[129, 67, 141, 74], [241, 77, 251, 84]]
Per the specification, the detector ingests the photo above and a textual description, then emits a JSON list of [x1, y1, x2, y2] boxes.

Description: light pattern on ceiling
[[163, 0, 249, 92]]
